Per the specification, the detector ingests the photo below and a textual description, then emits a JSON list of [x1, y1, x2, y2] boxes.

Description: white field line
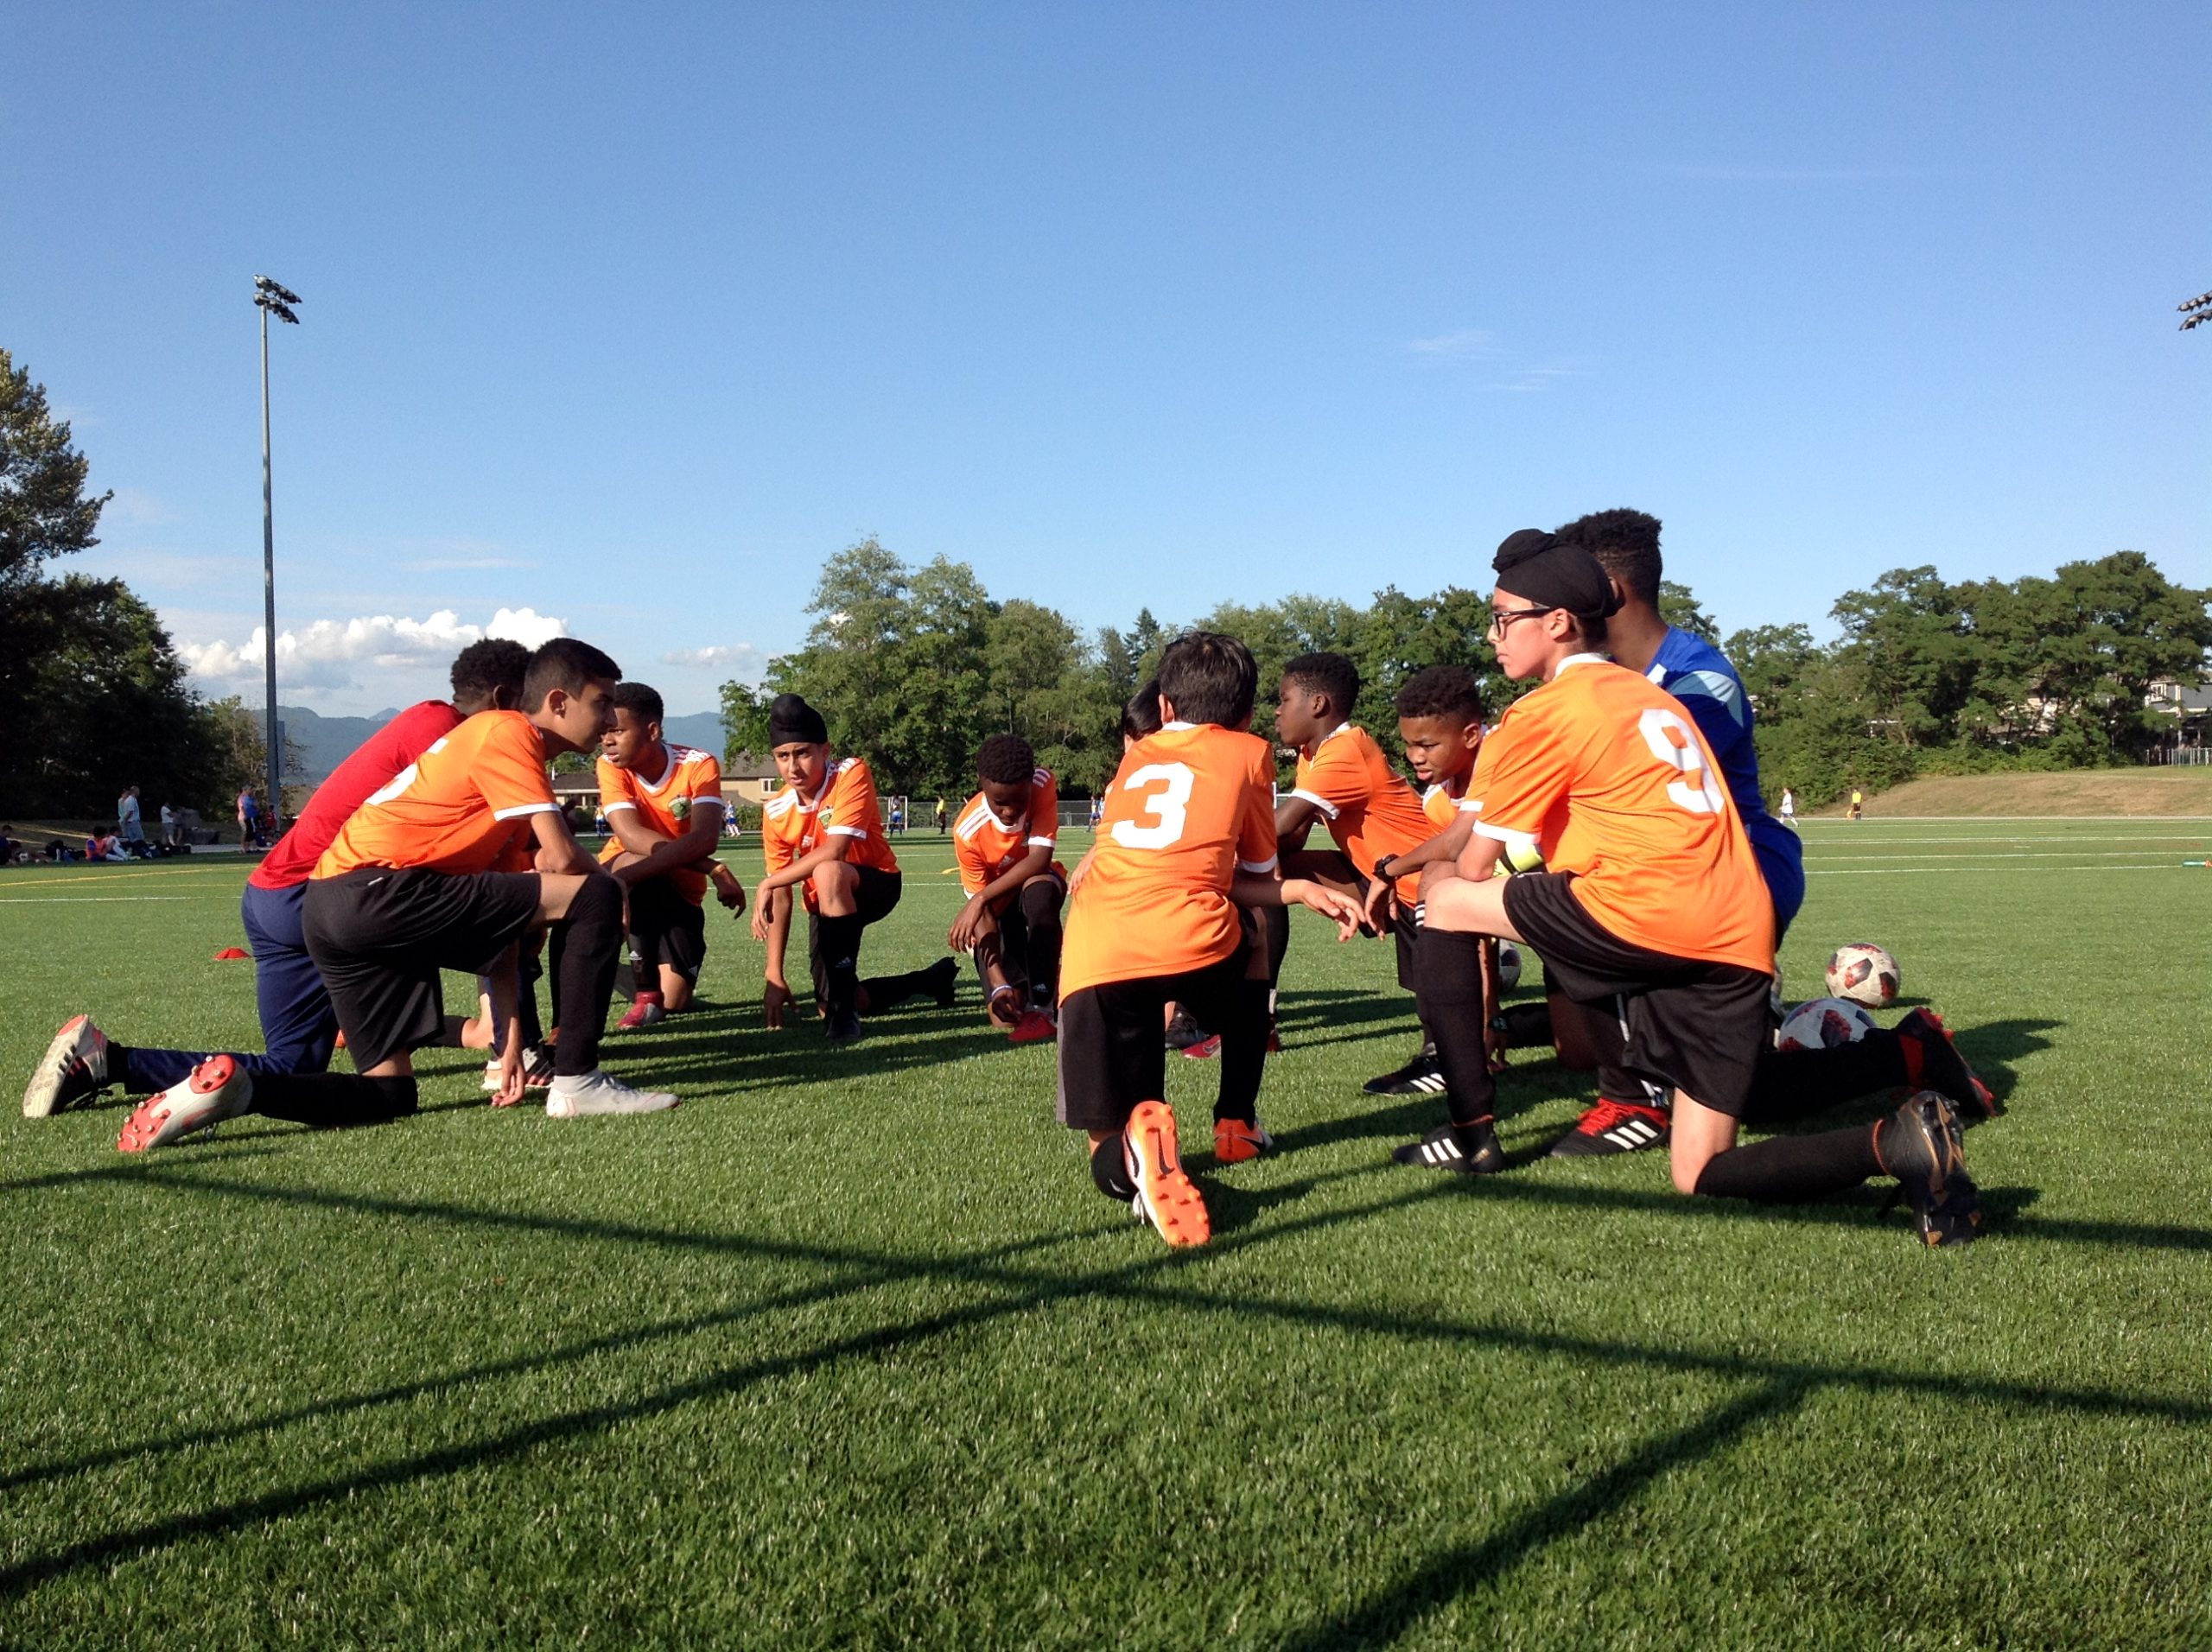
[[1797, 833, 2210, 845], [1808, 848, 2212, 863], [0, 895, 196, 905], [1808, 862, 2198, 876]]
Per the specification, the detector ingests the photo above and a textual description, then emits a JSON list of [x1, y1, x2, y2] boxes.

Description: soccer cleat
[[1266, 1019, 1282, 1054], [1874, 1090, 1982, 1248], [1123, 1100, 1210, 1246], [1179, 1033, 1222, 1061], [616, 992, 666, 1031], [480, 1045, 556, 1093], [24, 1014, 111, 1117], [1548, 1099, 1671, 1159], [1363, 1045, 1447, 1096], [1391, 1122, 1505, 1175], [825, 1004, 864, 1043], [925, 956, 960, 1009], [1164, 1010, 1210, 1051], [116, 1055, 253, 1152], [1007, 1009, 1057, 1045], [543, 1071, 679, 1117], [1894, 1007, 1999, 1121], [1212, 1115, 1274, 1165]]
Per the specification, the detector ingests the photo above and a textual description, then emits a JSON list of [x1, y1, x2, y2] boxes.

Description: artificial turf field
[[4, 817, 2210, 1648]]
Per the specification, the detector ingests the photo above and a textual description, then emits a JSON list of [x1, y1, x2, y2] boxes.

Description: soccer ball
[[1825, 943, 1900, 1008], [1777, 997, 1878, 1052], [1497, 941, 1522, 992]]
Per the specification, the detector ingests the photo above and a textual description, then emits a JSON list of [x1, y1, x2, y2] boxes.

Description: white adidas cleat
[[24, 1014, 111, 1117], [543, 1070, 678, 1118], [117, 1055, 255, 1152], [481, 1045, 556, 1093]]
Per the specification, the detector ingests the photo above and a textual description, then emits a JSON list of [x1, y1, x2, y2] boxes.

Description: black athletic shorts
[[1502, 870, 1770, 1118], [302, 867, 542, 1074], [1056, 944, 1249, 1133], [805, 864, 903, 1002], [626, 874, 709, 983]]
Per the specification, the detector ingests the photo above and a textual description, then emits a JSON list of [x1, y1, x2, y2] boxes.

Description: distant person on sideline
[[118, 785, 144, 846]]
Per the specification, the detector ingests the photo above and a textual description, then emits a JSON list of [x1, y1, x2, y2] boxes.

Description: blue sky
[[7, 2, 2207, 715]]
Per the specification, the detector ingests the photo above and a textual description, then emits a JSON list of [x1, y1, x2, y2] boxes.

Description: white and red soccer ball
[[1824, 943, 1900, 1008], [1777, 996, 1878, 1052]]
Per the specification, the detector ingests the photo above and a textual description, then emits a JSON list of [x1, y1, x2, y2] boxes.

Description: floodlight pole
[[258, 300, 279, 825]]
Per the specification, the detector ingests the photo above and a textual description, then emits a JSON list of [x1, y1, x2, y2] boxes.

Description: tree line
[[2, 349, 275, 823], [725, 537, 2211, 809]]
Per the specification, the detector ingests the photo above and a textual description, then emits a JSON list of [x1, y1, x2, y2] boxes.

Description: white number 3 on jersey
[[1111, 762, 1196, 849], [1637, 709, 1726, 816]]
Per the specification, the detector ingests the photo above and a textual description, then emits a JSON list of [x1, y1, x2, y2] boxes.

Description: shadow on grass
[[4, 1160, 2207, 1604]]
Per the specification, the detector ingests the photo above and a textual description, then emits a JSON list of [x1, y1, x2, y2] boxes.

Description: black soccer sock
[[1739, 1032, 1909, 1127], [1414, 928, 1497, 1128], [1019, 880, 1064, 1001], [549, 874, 624, 1077], [518, 950, 546, 1050], [1213, 979, 1273, 1125], [1259, 903, 1291, 988], [249, 1072, 418, 1129], [816, 912, 865, 1016], [1691, 1126, 1882, 1204]]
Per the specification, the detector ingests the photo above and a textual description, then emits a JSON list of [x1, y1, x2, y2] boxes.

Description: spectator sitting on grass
[[87, 828, 128, 862]]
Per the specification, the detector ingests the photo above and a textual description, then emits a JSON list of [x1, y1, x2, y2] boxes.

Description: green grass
[[3, 821, 2210, 1648]]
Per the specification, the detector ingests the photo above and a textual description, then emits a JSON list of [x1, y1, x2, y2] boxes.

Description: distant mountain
[[278, 705, 725, 785]]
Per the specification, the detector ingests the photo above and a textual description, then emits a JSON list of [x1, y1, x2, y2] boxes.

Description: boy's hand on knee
[[762, 978, 795, 1029]]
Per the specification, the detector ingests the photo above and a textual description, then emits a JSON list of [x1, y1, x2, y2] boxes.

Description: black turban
[[766, 694, 829, 747], [1491, 528, 1622, 620]]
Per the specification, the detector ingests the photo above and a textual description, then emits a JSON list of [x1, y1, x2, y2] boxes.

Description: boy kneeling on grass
[[1057, 632, 1364, 1249], [1395, 531, 1981, 1246], [949, 734, 1067, 1044]]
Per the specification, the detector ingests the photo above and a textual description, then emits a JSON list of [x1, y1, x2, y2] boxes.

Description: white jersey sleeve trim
[[1237, 855, 1280, 874], [602, 800, 638, 814], [492, 802, 561, 822], [1289, 788, 1340, 820], [1471, 819, 1539, 855], [826, 824, 868, 839], [1026, 834, 1057, 848]]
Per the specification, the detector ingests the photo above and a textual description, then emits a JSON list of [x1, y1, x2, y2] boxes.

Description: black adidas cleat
[[1894, 1007, 1999, 1121], [825, 1004, 865, 1043], [1363, 1045, 1447, 1097], [1877, 1090, 1982, 1248], [1391, 1123, 1504, 1175], [1547, 1099, 1670, 1158]]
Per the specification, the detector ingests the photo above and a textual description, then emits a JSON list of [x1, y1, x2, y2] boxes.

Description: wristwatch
[[1373, 855, 1398, 884]]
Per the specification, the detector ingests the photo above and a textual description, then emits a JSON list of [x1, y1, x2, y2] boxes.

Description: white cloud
[[181, 606, 568, 695], [1407, 328, 1497, 358], [661, 643, 766, 678]]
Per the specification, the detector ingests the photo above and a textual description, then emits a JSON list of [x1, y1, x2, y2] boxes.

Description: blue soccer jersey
[[1645, 627, 1805, 935]]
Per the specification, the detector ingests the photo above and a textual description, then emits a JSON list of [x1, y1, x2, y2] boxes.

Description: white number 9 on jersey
[[1111, 762, 1196, 849], [1637, 708, 1726, 816]]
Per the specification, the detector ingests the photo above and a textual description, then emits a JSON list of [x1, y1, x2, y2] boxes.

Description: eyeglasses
[[1487, 606, 1556, 639]]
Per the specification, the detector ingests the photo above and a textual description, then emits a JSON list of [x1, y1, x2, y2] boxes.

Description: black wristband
[[1373, 855, 1397, 884]]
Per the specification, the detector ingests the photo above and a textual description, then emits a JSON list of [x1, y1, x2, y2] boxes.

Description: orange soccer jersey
[[597, 743, 723, 904], [1291, 723, 1433, 900], [953, 769, 1064, 906], [1469, 657, 1774, 975], [314, 710, 557, 879], [1422, 778, 1480, 834], [1060, 722, 1278, 998], [760, 755, 900, 909]]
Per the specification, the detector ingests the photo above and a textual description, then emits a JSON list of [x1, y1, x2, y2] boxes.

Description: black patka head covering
[[766, 694, 830, 747], [1491, 528, 1622, 619]]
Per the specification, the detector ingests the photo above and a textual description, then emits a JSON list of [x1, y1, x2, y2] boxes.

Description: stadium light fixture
[[253, 275, 302, 827], [2180, 289, 2212, 333]]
